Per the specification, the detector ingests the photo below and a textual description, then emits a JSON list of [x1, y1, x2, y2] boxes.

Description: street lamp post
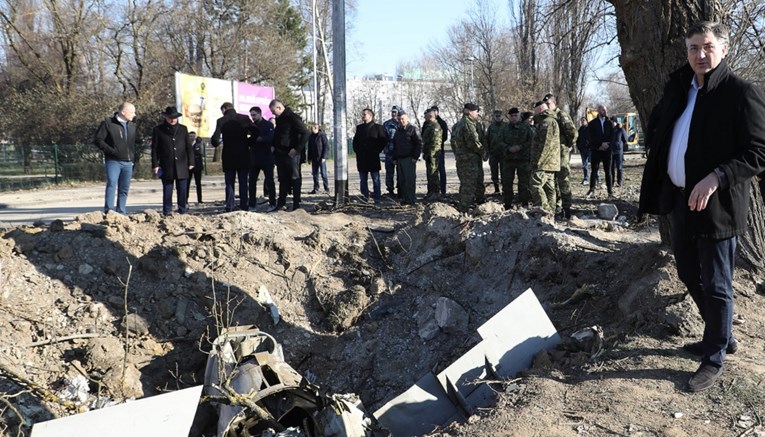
[[466, 56, 476, 102]]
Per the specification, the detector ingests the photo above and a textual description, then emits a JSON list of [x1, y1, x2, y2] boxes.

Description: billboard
[[234, 82, 275, 120], [175, 73, 275, 138]]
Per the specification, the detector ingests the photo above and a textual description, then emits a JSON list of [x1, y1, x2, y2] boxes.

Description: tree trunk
[[610, 0, 765, 269]]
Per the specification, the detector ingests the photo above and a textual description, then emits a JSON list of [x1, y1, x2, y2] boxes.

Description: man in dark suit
[[211, 102, 252, 212], [151, 106, 194, 216], [586, 104, 614, 197], [269, 99, 310, 211], [353, 108, 388, 203]]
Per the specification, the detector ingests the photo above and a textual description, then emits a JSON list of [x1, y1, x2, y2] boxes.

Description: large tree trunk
[[611, 0, 765, 270]]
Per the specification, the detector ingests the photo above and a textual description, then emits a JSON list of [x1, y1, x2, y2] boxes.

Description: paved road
[[0, 153, 596, 226]]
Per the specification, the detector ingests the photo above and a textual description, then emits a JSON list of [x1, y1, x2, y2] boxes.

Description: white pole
[[312, 0, 319, 124], [332, 0, 348, 206]]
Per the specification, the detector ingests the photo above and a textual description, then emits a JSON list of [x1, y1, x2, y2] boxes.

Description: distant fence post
[[53, 143, 59, 185]]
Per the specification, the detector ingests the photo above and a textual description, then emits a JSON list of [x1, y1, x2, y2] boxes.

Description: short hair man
[[421, 109, 443, 200], [186, 131, 205, 204], [391, 113, 422, 205], [94, 102, 137, 214], [352, 108, 388, 203], [543, 93, 578, 218], [383, 106, 402, 197], [307, 123, 330, 194], [248, 106, 276, 209], [529, 101, 560, 213], [430, 105, 449, 195], [269, 99, 310, 211], [640, 20, 765, 391], [586, 104, 614, 198], [211, 101, 253, 212]]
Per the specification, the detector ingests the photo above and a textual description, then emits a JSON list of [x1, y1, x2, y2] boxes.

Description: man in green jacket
[[529, 101, 560, 213]]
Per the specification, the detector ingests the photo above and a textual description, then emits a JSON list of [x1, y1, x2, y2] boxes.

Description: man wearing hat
[[451, 103, 486, 211], [151, 106, 194, 216], [543, 93, 577, 218], [485, 109, 507, 194], [383, 106, 402, 197], [501, 107, 534, 209], [211, 102, 253, 212], [431, 106, 449, 195]]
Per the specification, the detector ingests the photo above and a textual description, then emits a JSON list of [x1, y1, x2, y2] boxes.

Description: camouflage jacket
[[503, 121, 534, 162], [485, 121, 506, 158], [551, 107, 577, 149], [451, 115, 483, 156], [531, 110, 561, 171], [383, 118, 400, 155], [422, 121, 442, 154]]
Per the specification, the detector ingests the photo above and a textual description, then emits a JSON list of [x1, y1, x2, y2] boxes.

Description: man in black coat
[[586, 104, 614, 197], [269, 99, 310, 212], [212, 102, 252, 212], [639, 20, 765, 392], [307, 123, 330, 193], [352, 108, 388, 203], [151, 106, 194, 216], [186, 131, 204, 204], [248, 106, 276, 210], [94, 102, 137, 214], [392, 112, 422, 205]]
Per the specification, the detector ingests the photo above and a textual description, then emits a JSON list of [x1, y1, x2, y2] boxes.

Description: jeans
[[162, 178, 188, 215], [224, 168, 249, 211], [438, 148, 447, 194], [580, 149, 591, 181], [359, 171, 381, 202], [671, 190, 736, 368], [311, 160, 329, 191], [104, 159, 133, 214]]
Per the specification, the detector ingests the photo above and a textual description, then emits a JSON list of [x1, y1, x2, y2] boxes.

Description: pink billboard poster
[[235, 83, 275, 121]]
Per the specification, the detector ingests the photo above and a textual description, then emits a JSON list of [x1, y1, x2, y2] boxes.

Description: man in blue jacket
[[94, 102, 137, 214], [307, 123, 330, 193], [248, 106, 276, 210], [639, 20, 765, 392]]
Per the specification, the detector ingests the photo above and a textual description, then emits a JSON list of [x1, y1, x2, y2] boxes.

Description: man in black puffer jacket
[[639, 20, 765, 392], [269, 99, 310, 211]]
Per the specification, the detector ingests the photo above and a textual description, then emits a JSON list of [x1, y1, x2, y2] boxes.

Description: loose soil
[[0, 157, 763, 437]]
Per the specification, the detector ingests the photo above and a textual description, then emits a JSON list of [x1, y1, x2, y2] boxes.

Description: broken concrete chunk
[[435, 297, 468, 334], [121, 313, 150, 336], [256, 285, 280, 325], [597, 203, 619, 220]]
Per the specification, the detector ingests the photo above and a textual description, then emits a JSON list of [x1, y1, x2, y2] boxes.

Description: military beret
[[533, 101, 545, 108], [464, 102, 480, 111], [431, 105, 439, 112], [391, 105, 400, 113], [543, 93, 554, 102], [521, 111, 533, 121], [508, 107, 520, 115], [493, 109, 503, 115]]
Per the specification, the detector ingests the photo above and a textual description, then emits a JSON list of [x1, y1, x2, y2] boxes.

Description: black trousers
[[249, 164, 276, 207], [589, 149, 613, 193], [186, 167, 203, 203], [275, 153, 302, 207]]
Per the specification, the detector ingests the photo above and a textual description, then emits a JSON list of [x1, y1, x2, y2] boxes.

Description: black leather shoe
[[682, 338, 738, 356], [688, 363, 723, 392]]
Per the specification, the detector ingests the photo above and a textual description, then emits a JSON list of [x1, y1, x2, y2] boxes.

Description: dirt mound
[[1, 178, 764, 436]]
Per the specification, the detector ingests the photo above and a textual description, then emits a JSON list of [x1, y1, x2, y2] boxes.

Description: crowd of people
[[93, 95, 639, 218]]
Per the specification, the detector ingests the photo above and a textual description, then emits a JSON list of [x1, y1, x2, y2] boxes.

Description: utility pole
[[332, 0, 348, 206], [311, 0, 318, 124]]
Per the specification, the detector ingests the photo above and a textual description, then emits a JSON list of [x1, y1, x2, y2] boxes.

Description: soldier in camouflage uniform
[[451, 103, 486, 211], [501, 107, 534, 209], [422, 109, 442, 200], [485, 110, 506, 194], [529, 101, 560, 213], [543, 94, 577, 218]]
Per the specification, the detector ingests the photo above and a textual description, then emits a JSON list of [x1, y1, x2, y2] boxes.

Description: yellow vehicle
[[584, 108, 644, 152]]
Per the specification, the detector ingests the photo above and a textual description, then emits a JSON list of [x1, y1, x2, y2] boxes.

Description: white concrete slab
[[31, 385, 203, 437]]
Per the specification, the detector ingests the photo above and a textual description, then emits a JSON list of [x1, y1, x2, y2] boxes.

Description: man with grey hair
[[640, 20, 765, 392], [95, 102, 137, 214]]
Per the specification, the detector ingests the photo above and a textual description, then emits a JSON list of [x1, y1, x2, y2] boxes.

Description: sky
[[345, 0, 510, 78]]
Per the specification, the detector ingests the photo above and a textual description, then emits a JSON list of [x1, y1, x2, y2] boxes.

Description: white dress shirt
[[667, 76, 701, 188]]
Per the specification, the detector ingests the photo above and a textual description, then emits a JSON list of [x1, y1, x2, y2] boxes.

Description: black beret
[[508, 107, 520, 115], [464, 102, 480, 111]]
